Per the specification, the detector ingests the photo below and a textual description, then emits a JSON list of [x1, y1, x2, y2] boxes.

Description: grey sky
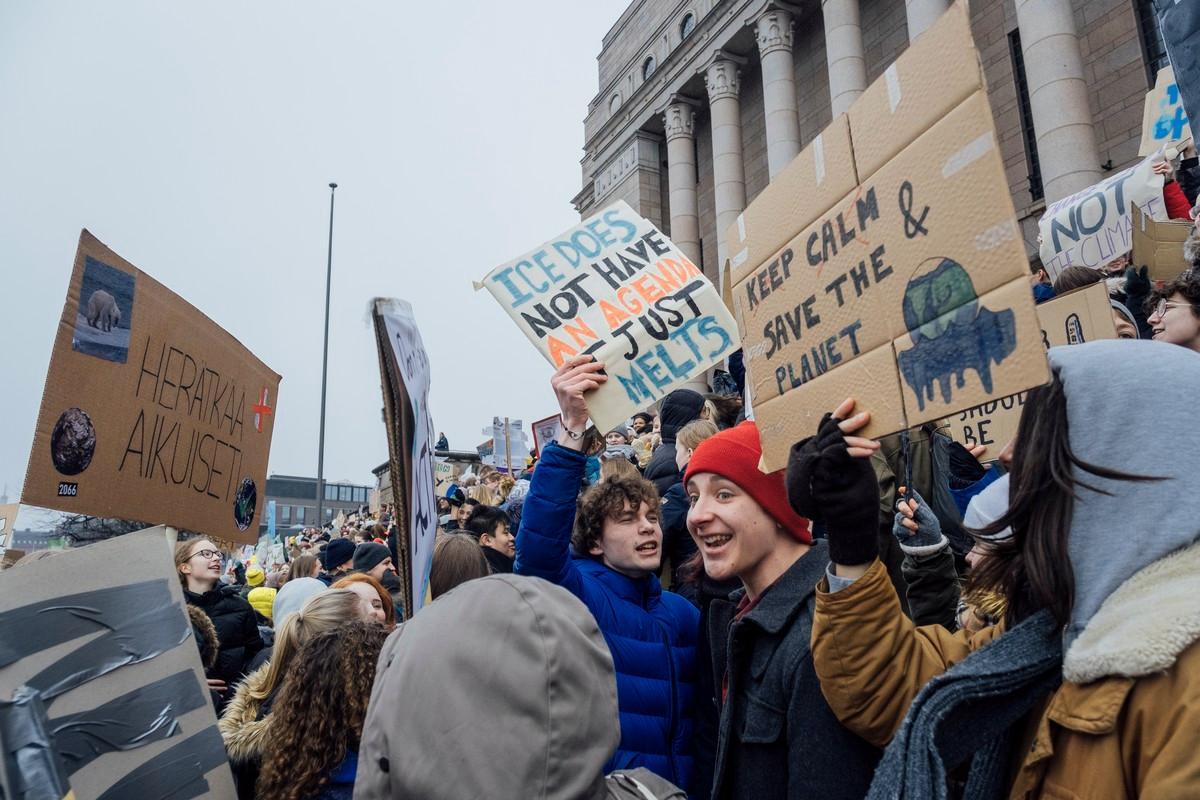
[[1, 1, 629, 517]]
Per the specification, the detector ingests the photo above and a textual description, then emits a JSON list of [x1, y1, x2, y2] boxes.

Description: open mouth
[[1152, 327, 1165, 337], [700, 533, 733, 551], [635, 541, 659, 554]]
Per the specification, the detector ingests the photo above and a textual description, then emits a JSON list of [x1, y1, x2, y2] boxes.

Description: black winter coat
[[660, 480, 698, 594], [185, 585, 264, 706], [645, 444, 681, 497], [708, 541, 879, 800]]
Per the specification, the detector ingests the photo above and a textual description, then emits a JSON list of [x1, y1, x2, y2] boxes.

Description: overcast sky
[[1, 1, 630, 520]]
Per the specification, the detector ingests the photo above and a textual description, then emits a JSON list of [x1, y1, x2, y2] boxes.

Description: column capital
[[754, 7, 795, 56], [704, 54, 745, 102], [663, 101, 698, 141]]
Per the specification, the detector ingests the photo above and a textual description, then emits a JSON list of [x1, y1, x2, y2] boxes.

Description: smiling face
[[481, 520, 515, 557], [686, 474, 802, 597], [180, 539, 222, 587], [368, 557, 396, 582], [590, 500, 662, 578], [1148, 292, 1200, 351], [605, 431, 628, 446], [345, 582, 386, 624]]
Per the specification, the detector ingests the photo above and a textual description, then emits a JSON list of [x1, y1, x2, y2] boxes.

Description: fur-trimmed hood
[[188, 604, 219, 670], [1063, 539, 1200, 684], [218, 662, 274, 764]]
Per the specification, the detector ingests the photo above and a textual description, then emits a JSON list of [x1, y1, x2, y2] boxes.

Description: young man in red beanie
[[685, 420, 879, 800]]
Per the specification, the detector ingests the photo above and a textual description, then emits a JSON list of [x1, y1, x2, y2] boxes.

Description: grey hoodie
[[354, 575, 680, 800], [1047, 340, 1200, 651]]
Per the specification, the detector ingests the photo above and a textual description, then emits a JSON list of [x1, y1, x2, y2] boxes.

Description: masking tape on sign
[[942, 132, 994, 179], [813, 133, 826, 186], [885, 64, 901, 114]]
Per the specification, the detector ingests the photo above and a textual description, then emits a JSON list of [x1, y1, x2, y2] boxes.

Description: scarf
[[866, 609, 1063, 800]]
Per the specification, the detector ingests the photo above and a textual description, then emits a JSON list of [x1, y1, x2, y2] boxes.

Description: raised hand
[[550, 356, 607, 449]]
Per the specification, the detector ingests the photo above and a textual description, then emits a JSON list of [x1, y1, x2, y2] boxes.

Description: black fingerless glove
[[786, 413, 881, 566]]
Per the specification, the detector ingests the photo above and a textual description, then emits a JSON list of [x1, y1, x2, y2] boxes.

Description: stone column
[[705, 55, 748, 275], [1016, 0, 1101, 203], [755, 7, 802, 179], [822, 0, 867, 117], [663, 100, 702, 266], [904, 0, 950, 41]]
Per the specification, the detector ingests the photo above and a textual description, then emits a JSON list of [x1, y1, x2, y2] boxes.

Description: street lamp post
[[316, 182, 337, 530]]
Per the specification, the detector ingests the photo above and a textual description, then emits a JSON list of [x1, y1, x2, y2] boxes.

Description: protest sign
[[0, 504, 15, 555], [945, 282, 1117, 454], [477, 201, 740, 432], [1155, 0, 1199, 139], [0, 527, 235, 799], [266, 498, 276, 539], [1131, 202, 1194, 281], [483, 417, 529, 471], [531, 413, 563, 455], [732, 3, 1048, 471], [372, 298, 437, 618], [22, 231, 281, 545], [1037, 156, 1165, 279], [1139, 66, 1192, 156]]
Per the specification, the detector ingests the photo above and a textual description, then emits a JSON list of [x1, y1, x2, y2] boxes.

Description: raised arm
[[513, 357, 606, 597]]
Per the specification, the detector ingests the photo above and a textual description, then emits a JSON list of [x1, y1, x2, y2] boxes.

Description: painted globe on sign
[[233, 478, 258, 531], [50, 407, 96, 476]]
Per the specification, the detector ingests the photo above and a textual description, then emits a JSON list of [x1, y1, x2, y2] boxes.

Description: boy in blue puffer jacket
[[516, 356, 699, 793]]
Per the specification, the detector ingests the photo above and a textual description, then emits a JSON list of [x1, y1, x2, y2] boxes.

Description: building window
[[680, 12, 696, 41], [609, 94, 621, 114], [295, 506, 306, 524], [1133, 0, 1169, 82], [280, 504, 292, 525], [324, 484, 337, 501], [339, 485, 351, 502], [356, 487, 367, 503], [642, 55, 656, 81], [1009, 30, 1044, 204]]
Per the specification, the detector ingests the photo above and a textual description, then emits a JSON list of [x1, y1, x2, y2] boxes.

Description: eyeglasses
[[190, 548, 222, 561], [1152, 299, 1196, 317]]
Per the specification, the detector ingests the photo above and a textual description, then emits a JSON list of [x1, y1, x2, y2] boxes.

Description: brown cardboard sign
[[1131, 202, 1194, 281], [0, 527, 235, 799], [734, 19, 1050, 473], [945, 282, 1117, 454], [0, 503, 16, 554], [22, 232, 281, 545]]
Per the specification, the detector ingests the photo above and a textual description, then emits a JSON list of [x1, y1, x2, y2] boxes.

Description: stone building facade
[[573, 0, 1170, 282]]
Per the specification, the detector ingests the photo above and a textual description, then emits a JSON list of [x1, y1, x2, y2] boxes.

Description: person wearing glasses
[[1147, 271, 1200, 353], [176, 538, 265, 710]]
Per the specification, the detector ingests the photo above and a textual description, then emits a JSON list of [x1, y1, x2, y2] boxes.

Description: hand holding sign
[[550, 356, 607, 449]]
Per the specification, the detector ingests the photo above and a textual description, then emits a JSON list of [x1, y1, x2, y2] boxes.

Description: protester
[[800, 340, 1200, 798], [606, 427, 631, 446], [1147, 271, 1200, 352], [660, 418, 717, 597], [631, 411, 655, 436], [319, 538, 356, 585], [332, 573, 395, 626], [464, 504, 515, 573], [429, 532, 491, 599], [273, 576, 328, 627], [246, 586, 276, 628], [257, 620, 388, 800], [175, 538, 264, 708], [516, 356, 698, 790], [355, 575, 685, 799], [220, 589, 367, 799], [351, 541, 394, 583], [683, 420, 879, 798], [440, 487, 471, 531], [286, 553, 322, 583], [644, 388, 705, 495], [701, 393, 742, 430]]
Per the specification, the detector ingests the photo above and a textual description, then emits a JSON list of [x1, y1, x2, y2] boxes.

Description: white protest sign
[[377, 298, 438, 616], [477, 201, 740, 431], [1038, 156, 1165, 279], [1140, 65, 1192, 156]]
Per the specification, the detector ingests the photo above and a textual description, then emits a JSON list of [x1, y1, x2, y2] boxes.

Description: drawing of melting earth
[[896, 257, 1017, 412], [233, 478, 257, 531], [50, 407, 96, 475]]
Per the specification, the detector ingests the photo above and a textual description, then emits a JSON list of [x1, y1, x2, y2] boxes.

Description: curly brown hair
[[1147, 270, 1200, 319], [572, 475, 659, 558], [256, 620, 388, 800]]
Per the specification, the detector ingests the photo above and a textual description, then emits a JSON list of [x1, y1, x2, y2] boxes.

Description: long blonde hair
[[248, 589, 361, 702]]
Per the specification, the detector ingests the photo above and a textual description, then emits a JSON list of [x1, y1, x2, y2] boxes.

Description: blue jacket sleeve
[[514, 442, 586, 598]]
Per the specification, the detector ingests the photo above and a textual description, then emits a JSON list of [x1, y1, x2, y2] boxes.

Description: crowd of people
[[129, 148, 1200, 798]]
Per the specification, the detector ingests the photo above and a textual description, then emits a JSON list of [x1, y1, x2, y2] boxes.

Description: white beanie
[[963, 474, 1011, 541]]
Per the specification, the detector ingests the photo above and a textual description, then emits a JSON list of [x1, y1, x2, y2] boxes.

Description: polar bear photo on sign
[[72, 255, 135, 364]]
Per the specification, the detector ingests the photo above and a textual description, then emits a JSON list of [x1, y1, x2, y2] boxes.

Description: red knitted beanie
[[683, 420, 812, 543]]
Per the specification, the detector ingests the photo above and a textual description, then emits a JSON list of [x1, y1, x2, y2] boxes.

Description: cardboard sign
[[1037, 156, 1165, 279], [0, 527, 235, 799], [1131, 202, 1194, 281], [731, 3, 1049, 471], [372, 298, 437, 618], [1155, 0, 1199, 145], [477, 201, 740, 432], [945, 282, 1117, 454], [530, 414, 563, 455], [0, 503, 16, 555], [1139, 66, 1193, 156], [22, 231, 281, 545]]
